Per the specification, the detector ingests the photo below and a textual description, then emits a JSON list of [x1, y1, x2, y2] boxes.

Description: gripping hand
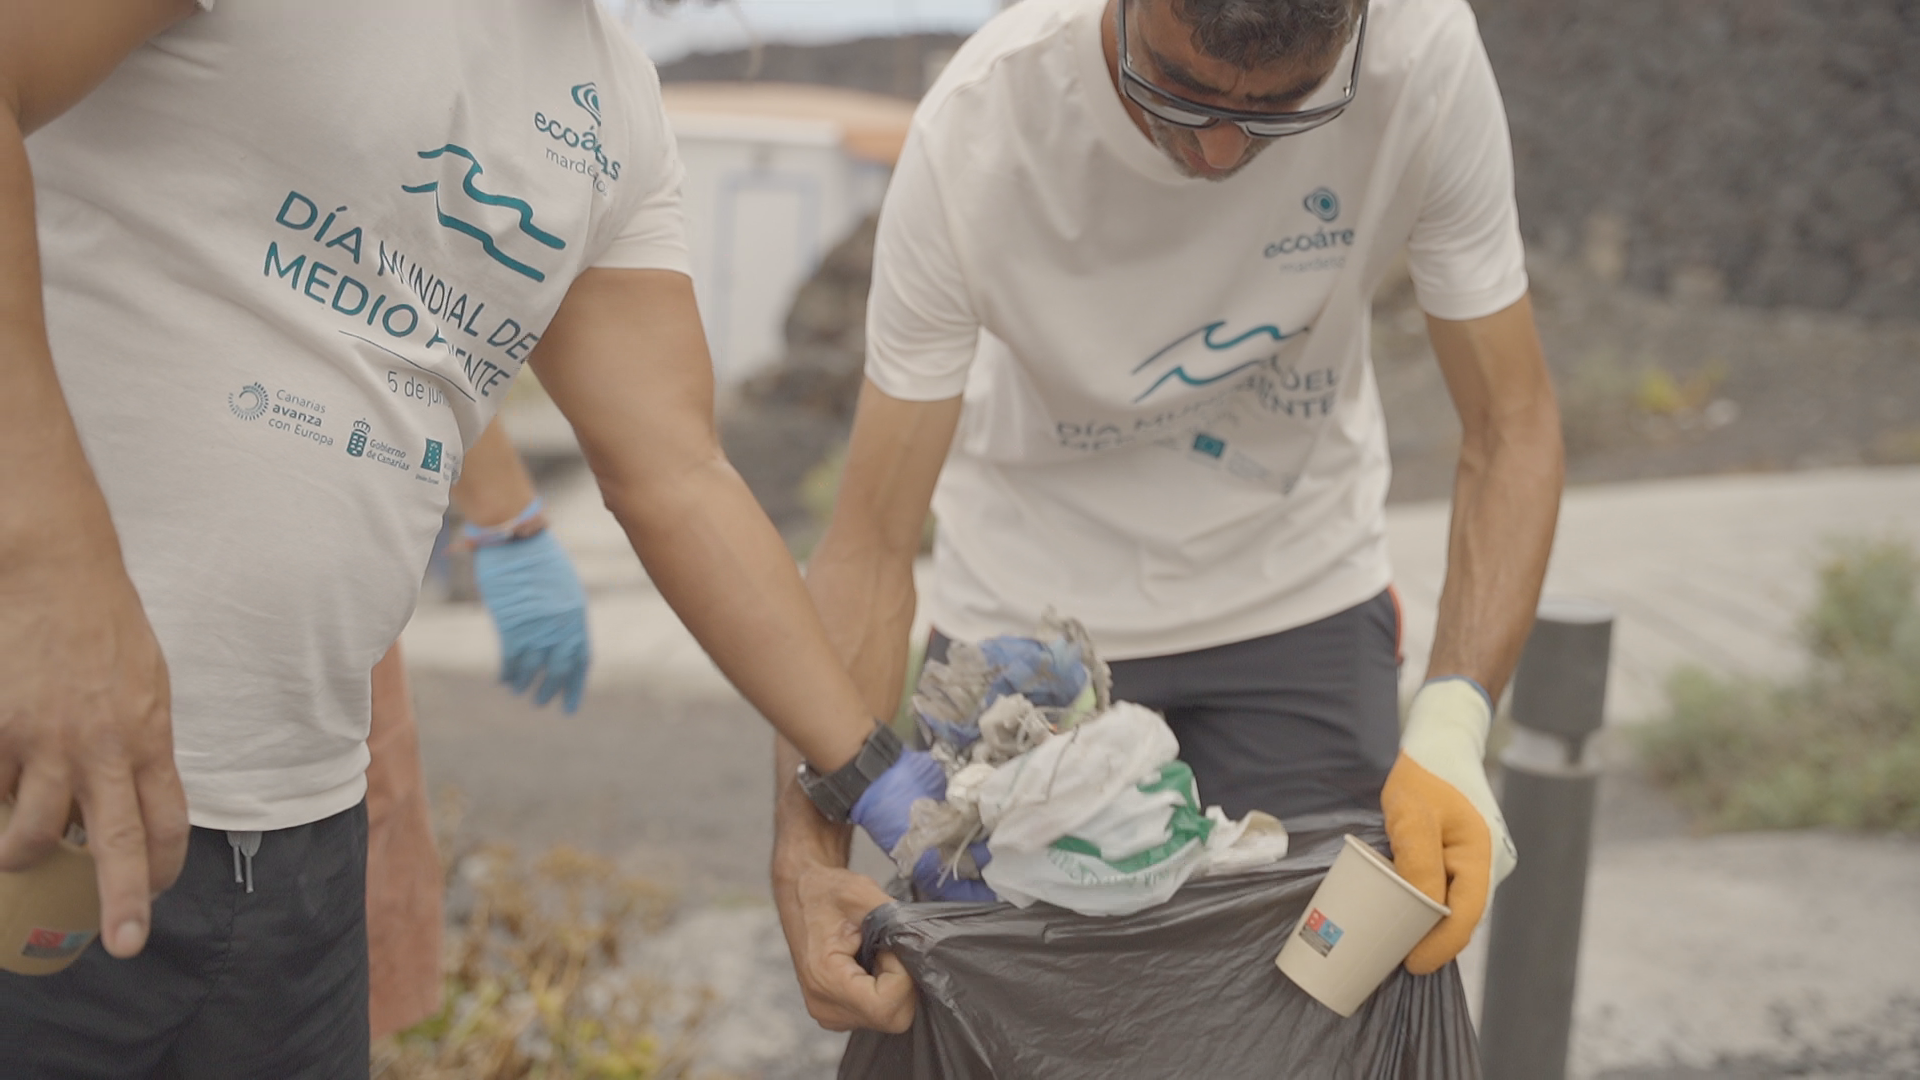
[[1381, 677, 1517, 974]]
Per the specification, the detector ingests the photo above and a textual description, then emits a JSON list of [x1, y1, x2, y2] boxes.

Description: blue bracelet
[[1423, 674, 1494, 713], [461, 496, 545, 548]]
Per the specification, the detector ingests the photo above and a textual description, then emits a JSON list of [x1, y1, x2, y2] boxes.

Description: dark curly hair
[[1171, 0, 1362, 69]]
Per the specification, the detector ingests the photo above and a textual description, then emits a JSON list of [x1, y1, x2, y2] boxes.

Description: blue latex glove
[[850, 750, 998, 903], [472, 529, 591, 713]]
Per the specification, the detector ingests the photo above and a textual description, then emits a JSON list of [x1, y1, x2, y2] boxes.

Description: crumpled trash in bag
[[889, 616, 1290, 909], [912, 613, 1111, 753], [844, 813, 1480, 1080], [893, 668, 1289, 913]]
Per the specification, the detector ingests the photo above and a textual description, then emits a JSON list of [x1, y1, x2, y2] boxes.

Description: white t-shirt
[[867, 0, 1527, 659], [29, 0, 689, 831]]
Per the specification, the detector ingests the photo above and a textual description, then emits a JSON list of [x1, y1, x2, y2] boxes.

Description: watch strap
[[798, 721, 904, 824]]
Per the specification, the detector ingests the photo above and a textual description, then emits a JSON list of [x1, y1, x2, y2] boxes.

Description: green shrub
[[1638, 539, 1920, 833]]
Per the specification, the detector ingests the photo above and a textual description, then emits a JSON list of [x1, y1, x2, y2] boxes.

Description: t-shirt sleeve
[[591, 45, 692, 275], [1405, 29, 1529, 322], [864, 128, 980, 401]]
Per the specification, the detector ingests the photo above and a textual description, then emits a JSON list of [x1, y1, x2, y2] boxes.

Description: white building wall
[[670, 115, 891, 385]]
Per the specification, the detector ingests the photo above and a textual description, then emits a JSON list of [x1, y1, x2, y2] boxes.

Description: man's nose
[[1195, 123, 1250, 170]]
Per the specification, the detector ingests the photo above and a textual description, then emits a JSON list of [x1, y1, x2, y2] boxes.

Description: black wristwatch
[[796, 721, 904, 824]]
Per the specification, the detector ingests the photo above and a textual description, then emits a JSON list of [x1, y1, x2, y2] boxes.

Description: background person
[[365, 414, 591, 1039]]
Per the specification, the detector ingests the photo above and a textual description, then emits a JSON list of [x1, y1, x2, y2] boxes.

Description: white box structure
[[662, 83, 913, 384]]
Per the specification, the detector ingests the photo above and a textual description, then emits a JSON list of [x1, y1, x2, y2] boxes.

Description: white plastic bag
[[977, 704, 1289, 916], [974, 702, 1179, 854], [984, 761, 1220, 915]]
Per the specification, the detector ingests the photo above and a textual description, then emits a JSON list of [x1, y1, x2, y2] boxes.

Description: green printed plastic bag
[[985, 761, 1242, 915]]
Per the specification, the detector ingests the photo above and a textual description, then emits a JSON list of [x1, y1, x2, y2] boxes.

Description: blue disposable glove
[[471, 529, 591, 713], [850, 750, 997, 903]]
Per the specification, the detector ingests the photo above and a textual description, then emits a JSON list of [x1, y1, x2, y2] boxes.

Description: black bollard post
[[1480, 597, 1615, 1080]]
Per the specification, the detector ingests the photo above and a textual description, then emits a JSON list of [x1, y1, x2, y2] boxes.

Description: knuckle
[[147, 814, 191, 851], [87, 816, 149, 856], [803, 1002, 849, 1032]]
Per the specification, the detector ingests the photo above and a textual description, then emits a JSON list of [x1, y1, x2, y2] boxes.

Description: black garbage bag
[[842, 811, 1479, 1079]]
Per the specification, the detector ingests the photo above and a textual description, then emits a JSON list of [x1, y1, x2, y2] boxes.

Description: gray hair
[[1171, 0, 1360, 69]]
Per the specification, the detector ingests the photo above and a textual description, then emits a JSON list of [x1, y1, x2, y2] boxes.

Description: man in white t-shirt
[[0, 1, 926, 1070], [774, 0, 1563, 1031]]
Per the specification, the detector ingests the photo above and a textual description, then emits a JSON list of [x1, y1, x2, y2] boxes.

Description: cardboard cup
[[0, 803, 101, 976], [1275, 833, 1449, 1017]]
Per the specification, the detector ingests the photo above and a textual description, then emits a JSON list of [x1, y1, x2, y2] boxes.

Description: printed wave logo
[[1131, 320, 1308, 403], [228, 382, 269, 420], [401, 144, 566, 282], [571, 82, 602, 125], [1304, 186, 1340, 222]]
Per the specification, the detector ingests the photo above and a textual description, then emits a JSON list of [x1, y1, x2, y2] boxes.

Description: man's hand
[[774, 863, 916, 1033], [1381, 677, 1516, 974], [0, 556, 188, 958]]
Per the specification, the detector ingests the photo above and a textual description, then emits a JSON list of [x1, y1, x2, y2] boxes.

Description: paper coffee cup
[[1275, 833, 1449, 1017], [0, 803, 101, 976]]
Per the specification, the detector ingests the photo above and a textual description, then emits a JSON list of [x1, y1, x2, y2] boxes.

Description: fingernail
[[116, 920, 147, 954]]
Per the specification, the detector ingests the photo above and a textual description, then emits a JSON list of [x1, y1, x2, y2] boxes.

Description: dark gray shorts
[[931, 589, 1402, 822], [0, 802, 370, 1079]]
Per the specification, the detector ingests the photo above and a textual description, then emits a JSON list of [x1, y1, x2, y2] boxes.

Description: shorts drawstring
[[227, 831, 262, 893]]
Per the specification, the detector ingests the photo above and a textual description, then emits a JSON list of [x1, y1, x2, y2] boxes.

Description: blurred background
[[387, 2, 1920, 1077]]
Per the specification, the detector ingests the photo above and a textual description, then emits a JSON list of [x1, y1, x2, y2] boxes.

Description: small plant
[[375, 837, 710, 1080], [1639, 539, 1920, 832]]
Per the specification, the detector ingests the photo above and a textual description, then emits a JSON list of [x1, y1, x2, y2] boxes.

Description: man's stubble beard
[[1144, 113, 1275, 181]]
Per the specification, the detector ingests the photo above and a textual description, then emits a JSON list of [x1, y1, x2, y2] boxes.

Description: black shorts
[[0, 802, 371, 1079], [930, 589, 1402, 821]]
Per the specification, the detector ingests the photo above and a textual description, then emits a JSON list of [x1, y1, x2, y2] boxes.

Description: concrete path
[[1388, 465, 1920, 722], [408, 464, 1920, 722], [401, 465, 1920, 1079]]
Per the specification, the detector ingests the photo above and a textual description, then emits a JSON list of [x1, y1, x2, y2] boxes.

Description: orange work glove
[[1381, 676, 1518, 975]]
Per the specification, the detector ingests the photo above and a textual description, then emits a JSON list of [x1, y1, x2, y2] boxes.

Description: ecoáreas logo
[[534, 80, 622, 185], [1265, 186, 1355, 259]]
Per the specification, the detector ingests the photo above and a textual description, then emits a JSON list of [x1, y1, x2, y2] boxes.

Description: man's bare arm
[[775, 379, 961, 877], [773, 378, 962, 1032], [1424, 293, 1563, 700], [0, 0, 200, 959], [529, 266, 875, 773]]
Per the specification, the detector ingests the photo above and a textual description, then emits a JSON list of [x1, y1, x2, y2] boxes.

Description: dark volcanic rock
[[1473, 0, 1920, 319], [719, 215, 878, 540], [665, 5, 1920, 318]]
